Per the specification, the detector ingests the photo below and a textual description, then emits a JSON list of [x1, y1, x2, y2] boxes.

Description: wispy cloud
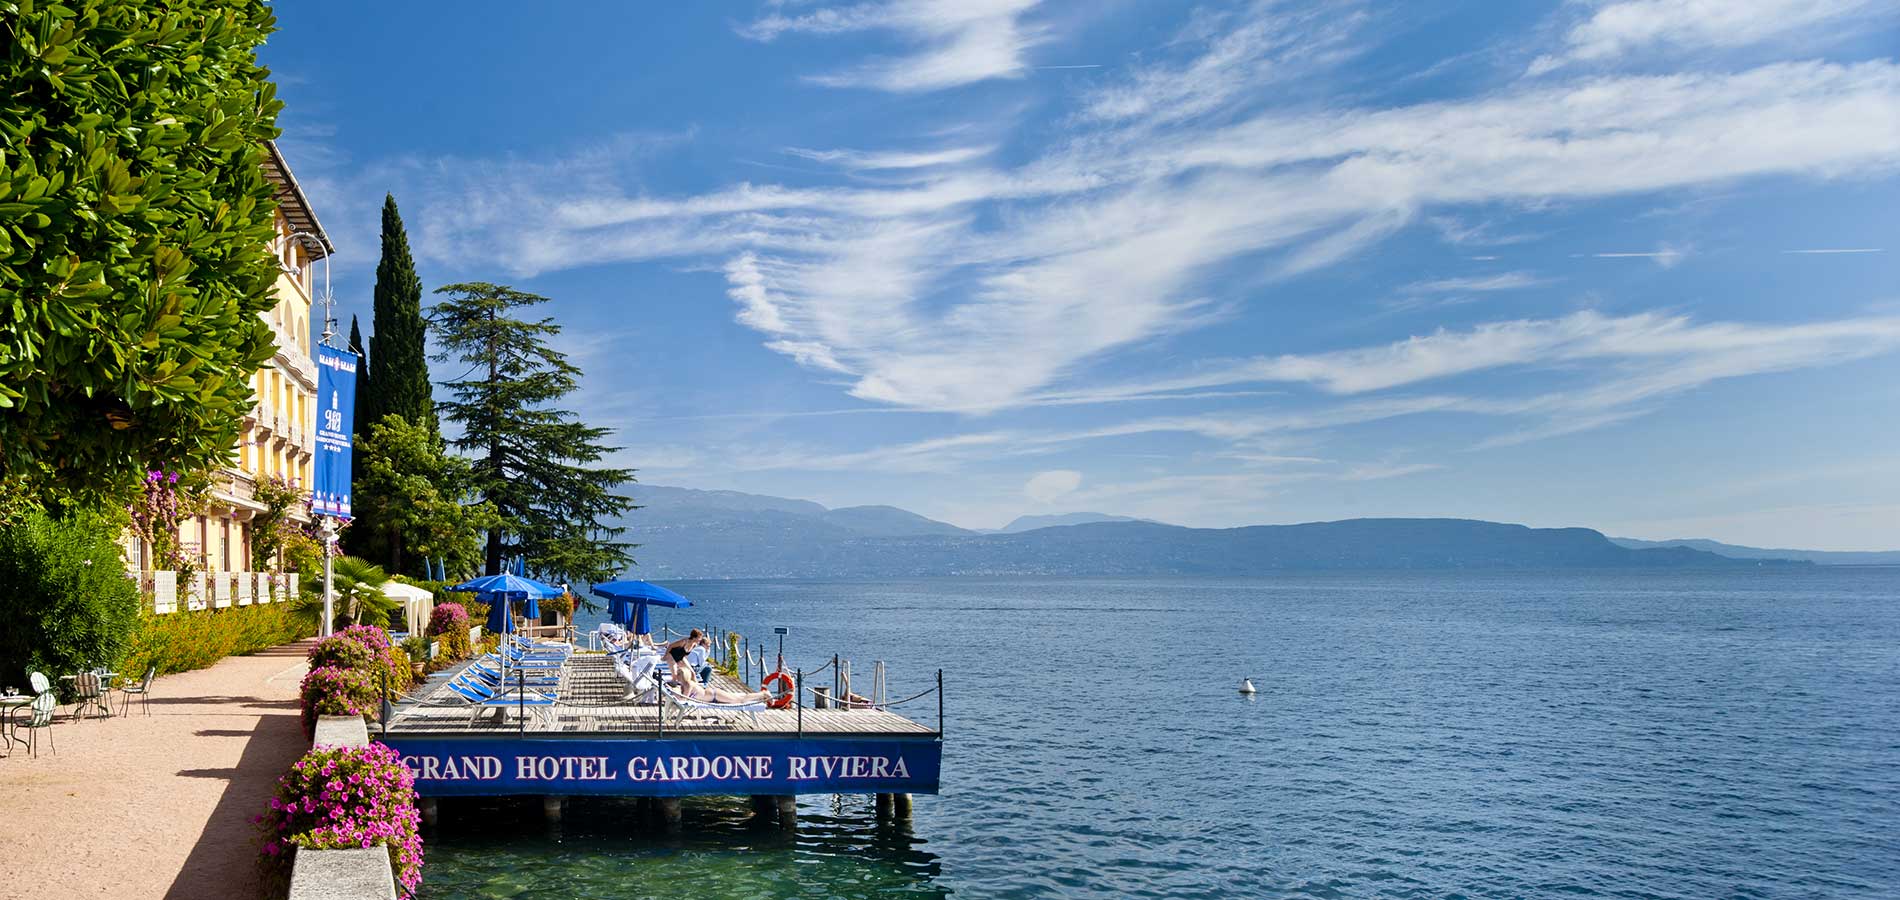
[[739, 0, 1047, 92], [785, 145, 995, 171], [347, 11, 1900, 421], [1403, 272, 1548, 293], [1528, 0, 1886, 75], [1588, 247, 1686, 267]]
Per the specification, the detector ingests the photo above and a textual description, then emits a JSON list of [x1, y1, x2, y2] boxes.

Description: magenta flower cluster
[[255, 743, 424, 897], [425, 602, 467, 635], [297, 665, 375, 737], [338, 624, 392, 652]]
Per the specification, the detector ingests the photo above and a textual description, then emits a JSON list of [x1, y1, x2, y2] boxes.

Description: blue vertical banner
[[311, 344, 358, 519]]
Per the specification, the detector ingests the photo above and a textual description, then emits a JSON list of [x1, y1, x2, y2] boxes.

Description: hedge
[[0, 508, 142, 687], [120, 601, 313, 679]]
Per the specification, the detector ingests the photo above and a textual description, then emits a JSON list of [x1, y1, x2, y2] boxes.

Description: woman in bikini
[[668, 645, 772, 705]]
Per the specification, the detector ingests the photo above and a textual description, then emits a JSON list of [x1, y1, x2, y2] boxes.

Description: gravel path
[[0, 639, 316, 899]]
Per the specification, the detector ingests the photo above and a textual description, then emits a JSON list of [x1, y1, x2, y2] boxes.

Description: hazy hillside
[[993, 512, 1149, 533], [1611, 537, 1900, 566], [616, 485, 1793, 577]]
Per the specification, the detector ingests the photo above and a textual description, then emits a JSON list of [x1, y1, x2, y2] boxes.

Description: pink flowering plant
[[426, 602, 471, 661], [297, 664, 376, 738], [338, 624, 392, 652], [255, 743, 424, 897]]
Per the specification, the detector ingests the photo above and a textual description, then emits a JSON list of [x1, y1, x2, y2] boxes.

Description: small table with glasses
[[0, 692, 32, 756], [59, 672, 116, 721]]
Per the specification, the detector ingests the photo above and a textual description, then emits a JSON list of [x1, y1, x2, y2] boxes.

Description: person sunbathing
[[668, 645, 771, 704]]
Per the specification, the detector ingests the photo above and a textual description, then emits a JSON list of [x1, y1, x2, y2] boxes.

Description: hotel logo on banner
[[311, 345, 358, 519]]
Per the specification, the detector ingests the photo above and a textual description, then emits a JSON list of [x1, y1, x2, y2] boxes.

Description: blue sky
[[263, 1, 1900, 549]]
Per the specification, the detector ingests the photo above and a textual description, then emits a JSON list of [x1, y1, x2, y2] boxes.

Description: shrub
[[425, 603, 470, 661], [120, 602, 312, 678], [297, 665, 375, 737], [307, 634, 376, 673], [0, 508, 142, 687], [336, 624, 391, 653], [256, 743, 424, 898]]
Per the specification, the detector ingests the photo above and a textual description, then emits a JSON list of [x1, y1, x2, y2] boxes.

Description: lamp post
[[285, 230, 340, 636]]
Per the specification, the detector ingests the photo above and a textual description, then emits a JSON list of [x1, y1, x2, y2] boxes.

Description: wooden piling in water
[[893, 793, 912, 819], [775, 795, 798, 830], [659, 797, 683, 832], [875, 792, 895, 819], [542, 796, 565, 824]]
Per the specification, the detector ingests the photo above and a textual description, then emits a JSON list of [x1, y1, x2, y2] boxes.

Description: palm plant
[[293, 556, 399, 631]]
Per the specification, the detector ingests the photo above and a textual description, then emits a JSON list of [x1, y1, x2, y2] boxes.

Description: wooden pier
[[375, 649, 942, 815], [383, 653, 937, 736]]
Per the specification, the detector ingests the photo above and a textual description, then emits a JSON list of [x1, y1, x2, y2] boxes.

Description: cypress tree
[[364, 195, 433, 434]]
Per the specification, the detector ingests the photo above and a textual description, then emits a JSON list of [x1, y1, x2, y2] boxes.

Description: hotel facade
[[124, 141, 334, 608]]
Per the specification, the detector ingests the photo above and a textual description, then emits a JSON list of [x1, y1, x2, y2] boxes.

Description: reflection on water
[[421, 793, 946, 899]]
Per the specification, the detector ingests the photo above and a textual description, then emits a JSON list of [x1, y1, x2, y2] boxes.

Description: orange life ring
[[762, 671, 795, 709]]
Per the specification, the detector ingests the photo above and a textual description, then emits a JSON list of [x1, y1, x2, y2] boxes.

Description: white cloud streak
[[739, 0, 1046, 92], [1528, 0, 1885, 75]]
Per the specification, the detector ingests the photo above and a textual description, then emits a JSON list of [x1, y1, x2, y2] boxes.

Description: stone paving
[[0, 639, 316, 899]]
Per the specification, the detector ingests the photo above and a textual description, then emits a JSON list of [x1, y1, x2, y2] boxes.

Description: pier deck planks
[[384, 652, 938, 737]]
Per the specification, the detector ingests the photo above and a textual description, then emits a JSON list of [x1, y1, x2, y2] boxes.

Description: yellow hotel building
[[126, 141, 333, 597]]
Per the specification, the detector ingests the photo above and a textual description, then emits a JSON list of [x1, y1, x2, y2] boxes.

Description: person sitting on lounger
[[668, 645, 770, 705]]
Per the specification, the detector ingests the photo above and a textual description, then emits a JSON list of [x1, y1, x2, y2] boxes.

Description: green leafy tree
[[363, 194, 431, 433], [0, 1, 285, 509], [0, 506, 142, 686], [429, 283, 634, 582], [351, 414, 495, 578]]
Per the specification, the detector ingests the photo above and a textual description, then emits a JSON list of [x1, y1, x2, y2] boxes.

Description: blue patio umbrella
[[452, 573, 561, 634], [591, 580, 692, 637]]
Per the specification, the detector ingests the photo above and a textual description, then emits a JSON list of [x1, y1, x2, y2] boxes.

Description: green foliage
[[249, 473, 306, 570], [0, 506, 142, 685], [399, 634, 427, 665], [120, 601, 310, 678], [291, 555, 396, 631], [348, 414, 496, 577], [365, 194, 432, 433], [430, 282, 635, 582], [0, 0, 286, 509]]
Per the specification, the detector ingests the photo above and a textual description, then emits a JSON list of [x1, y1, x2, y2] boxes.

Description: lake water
[[418, 569, 1900, 898]]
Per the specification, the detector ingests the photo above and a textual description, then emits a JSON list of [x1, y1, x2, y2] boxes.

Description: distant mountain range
[[1609, 537, 1900, 566], [619, 485, 1833, 579], [985, 512, 1154, 533]]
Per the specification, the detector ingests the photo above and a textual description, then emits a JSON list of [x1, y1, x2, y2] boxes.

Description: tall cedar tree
[[0, 1, 284, 509], [429, 283, 634, 582], [363, 195, 432, 432]]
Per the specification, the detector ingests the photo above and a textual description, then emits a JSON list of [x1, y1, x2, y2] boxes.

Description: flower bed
[[299, 628, 414, 737], [256, 742, 423, 897]]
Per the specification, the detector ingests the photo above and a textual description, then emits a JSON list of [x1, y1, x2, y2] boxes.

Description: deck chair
[[483, 650, 563, 670], [15, 691, 57, 757], [659, 681, 764, 728], [609, 648, 661, 703], [468, 660, 560, 689], [444, 675, 559, 727], [118, 666, 157, 716]]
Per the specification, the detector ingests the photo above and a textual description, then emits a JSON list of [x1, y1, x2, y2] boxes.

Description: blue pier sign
[[377, 737, 942, 798], [311, 344, 357, 519]]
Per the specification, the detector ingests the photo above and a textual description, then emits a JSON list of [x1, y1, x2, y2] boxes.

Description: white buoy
[[1238, 678, 1257, 694]]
